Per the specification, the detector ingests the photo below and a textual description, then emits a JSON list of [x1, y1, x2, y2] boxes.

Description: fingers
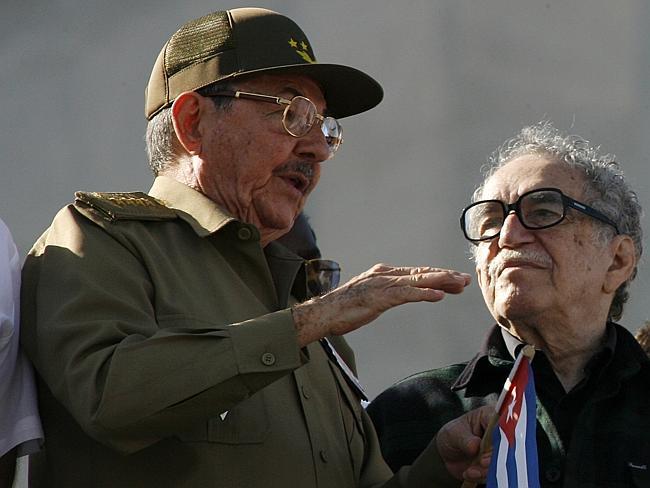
[[462, 451, 491, 482], [330, 263, 471, 322], [476, 404, 495, 430], [360, 264, 471, 292], [382, 269, 471, 296], [436, 406, 494, 481], [367, 263, 470, 278], [292, 263, 471, 346], [458, 406, 494, 482], [381, 286, 446, 306], [415, 270, 471, 294]]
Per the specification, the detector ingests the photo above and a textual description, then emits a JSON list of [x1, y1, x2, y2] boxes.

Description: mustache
[[276, 161, 316, 180], [488, 249, 552, 278]]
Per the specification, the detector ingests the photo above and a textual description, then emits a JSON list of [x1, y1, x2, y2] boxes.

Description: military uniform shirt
[[21, 176, 450, 488]]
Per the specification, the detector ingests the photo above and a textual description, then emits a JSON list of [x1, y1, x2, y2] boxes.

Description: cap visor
[[228, 63, 383, 119]]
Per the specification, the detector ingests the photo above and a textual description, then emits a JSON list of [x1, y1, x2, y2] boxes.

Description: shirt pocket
[[176, 391, 270, 445]]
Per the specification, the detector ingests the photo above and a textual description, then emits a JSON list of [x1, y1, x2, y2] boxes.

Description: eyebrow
[[282, 87, 302, 98], [278, 84, 331, 116]]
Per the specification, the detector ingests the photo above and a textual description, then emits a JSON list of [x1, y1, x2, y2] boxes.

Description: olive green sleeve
[[21, 206, 304, 454]]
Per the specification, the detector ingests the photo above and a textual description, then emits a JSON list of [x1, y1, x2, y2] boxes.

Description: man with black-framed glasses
[[460, 187, 620, 242], [368, 121, 649, 487], [20, 7, 495, 488]]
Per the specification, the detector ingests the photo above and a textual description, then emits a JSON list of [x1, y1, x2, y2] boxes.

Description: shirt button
[[545, 466, 562, 482], [319, 449, 328, 463], [261, 352, 276, 366], [237, 227, 252, 240], [301, 385, 310, 399]]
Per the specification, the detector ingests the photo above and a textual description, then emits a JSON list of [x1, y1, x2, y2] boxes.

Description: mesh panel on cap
[[165, 11, 234, 77]]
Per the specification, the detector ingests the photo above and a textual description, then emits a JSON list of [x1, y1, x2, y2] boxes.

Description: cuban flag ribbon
[[486, 345, 540, 488]]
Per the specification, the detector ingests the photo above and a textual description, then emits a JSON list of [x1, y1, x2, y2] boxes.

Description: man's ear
[[171, 92, 205, 155], [603, 234, 636, 293], [476, 263, 485, 289]]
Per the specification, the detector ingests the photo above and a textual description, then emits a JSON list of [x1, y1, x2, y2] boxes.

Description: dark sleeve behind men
[[366, 364, 473, 472]]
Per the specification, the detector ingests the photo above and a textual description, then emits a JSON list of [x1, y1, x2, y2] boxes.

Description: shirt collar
[[499, 326, 522, 360], [497, 323, 617, 363], [264, 241, 306, 306], [148, 176, 244, 237], [451, 325, 512, 391], [452, 322, 620, 391], [583, 322, 616, 375]]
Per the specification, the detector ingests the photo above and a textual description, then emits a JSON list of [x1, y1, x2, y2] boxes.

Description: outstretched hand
[[292, 263, 471, 346]]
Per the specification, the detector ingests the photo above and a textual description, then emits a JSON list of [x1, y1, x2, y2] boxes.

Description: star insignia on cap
[[288, 38, 315, 64]]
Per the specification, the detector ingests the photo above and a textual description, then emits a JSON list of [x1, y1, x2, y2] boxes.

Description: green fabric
[[21, 176, 447, 487]]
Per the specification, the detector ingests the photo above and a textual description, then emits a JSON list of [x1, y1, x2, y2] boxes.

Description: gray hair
[[144, 81, 236, 175], [472, 120, 643, 321]]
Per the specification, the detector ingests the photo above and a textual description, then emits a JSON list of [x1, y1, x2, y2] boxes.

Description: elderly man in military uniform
[[20, 7, 492, 488], [368, 121, 649, 487]]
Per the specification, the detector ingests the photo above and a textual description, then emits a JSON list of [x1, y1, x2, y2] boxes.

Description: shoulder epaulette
[[74, 191, 177, 222]]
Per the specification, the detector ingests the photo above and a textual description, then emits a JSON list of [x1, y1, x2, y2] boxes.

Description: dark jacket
[[367, 323, 650, 488]]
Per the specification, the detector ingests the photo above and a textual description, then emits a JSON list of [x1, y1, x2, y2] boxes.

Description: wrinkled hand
[[436, 405, 493, 482], [292, 263, 471, 346]]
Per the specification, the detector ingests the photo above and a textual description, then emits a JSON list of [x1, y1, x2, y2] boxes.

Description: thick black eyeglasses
[[460, 187, 620, 242], [207, 90, 342, 159]]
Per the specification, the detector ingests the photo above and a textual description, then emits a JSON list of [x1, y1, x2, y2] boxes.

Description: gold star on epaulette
[[301, 41, 308, 51], [288, 38, 298, 48]]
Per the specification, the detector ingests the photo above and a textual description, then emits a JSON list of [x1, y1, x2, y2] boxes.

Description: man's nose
[[294, 124, 332, 163], [497, 212, 535, 248]]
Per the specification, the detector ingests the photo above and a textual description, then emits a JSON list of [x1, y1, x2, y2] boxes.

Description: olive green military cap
[[145, 7, 383, 120]]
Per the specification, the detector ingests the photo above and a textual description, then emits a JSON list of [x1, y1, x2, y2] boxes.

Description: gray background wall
[[3, 0, 649, 411]]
